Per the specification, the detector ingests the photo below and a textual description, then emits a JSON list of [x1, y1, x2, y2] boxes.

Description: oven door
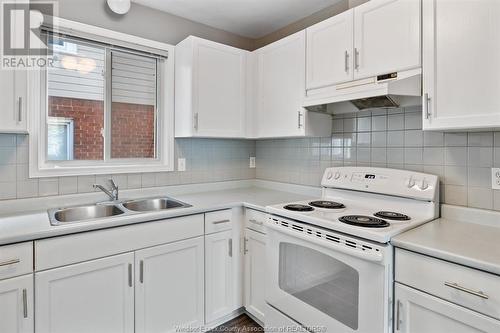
[[266, 217, 392, 333]]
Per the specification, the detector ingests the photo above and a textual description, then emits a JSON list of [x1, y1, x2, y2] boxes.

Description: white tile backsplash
[[0, 136, 255, 200], [256, 107, 500, 210]]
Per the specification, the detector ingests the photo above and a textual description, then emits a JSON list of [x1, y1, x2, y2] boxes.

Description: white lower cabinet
[[205, 230, 236, 323], [35, 252, 135, 333], [135, 237, 204, 333], [244, 228, 267, 323], [395, 283, 500, 333], [0, 274, 33, 333]]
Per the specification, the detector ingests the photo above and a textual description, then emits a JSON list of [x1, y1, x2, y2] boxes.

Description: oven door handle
[[266, 222, 384, 263]]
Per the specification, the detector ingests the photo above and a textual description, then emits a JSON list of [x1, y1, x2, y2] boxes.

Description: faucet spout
[[93, 179, 119, 201]]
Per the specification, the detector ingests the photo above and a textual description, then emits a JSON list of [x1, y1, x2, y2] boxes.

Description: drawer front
[[36, 214, 204, 271], [245, 208, 267, 234], [0, 242, 33, 280], [205, 209, 232, 234], [396, 248, 500, 320]]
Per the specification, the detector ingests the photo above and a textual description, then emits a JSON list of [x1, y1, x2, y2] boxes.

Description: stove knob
[[419, 179, 429, 190], [407, 177, 415, 188], [334, 172, 341, 180], [326, 171, 333, 180]]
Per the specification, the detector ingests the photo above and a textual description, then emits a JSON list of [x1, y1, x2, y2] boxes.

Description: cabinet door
[[423, 0, 500, 130], [353, 0, 420, 79], [205, 230, 235, 323], [0, 274, 33, 333], [244, 229, 267, 323], [35, 253, 134, 333], [306, 10, 354, 90], [0, 0, 27, 133], [256, 31, 306, 138], [135, 237, 204, 333], [0, 69, 27, 133], [194, 38, 247, 137], [395, 283, 500, 333]]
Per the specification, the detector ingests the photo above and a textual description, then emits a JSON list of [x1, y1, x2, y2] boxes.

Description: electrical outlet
[[492, 168, 500, 189], [249, 157, 256, 168], [178, 158, 186, 172]]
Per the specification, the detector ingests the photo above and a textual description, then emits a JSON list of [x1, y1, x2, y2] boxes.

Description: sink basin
[[122, 198, 191, 212], [49, 204, 125, 225]]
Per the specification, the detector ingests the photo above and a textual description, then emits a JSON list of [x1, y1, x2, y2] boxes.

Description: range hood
[[304, 69, 422, 113]]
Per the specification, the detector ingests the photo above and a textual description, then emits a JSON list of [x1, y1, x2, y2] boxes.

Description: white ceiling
[[132, 0, 344, 39]]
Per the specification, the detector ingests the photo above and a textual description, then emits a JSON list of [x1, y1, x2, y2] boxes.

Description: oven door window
[[278, 242, 359, 330]]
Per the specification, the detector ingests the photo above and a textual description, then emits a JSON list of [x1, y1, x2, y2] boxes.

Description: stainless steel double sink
[[48, 197, 192, 226]]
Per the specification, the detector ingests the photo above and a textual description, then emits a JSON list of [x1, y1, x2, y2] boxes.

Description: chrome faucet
[[93, 179, 119, 201]]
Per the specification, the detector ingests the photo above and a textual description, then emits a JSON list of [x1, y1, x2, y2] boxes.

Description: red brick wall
[[49, 97, 104, 160], [111, 102, 155, 158], [48, 97, 155, 160]]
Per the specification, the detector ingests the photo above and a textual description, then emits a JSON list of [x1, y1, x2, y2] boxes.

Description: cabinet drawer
[[396, 248, 500, 320], [205, 209, 232, 234], [245, 209, 267, 234], [36, 214, 204, 271], [0, 242, 33, 280]]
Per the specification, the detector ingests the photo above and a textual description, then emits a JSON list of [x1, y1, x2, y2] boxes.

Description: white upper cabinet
[[0, 71, 27, 133], [255, 31, 332, 138], [353, 0, 421, 79], [175, 36, 247, 138], [135, 237, 204, 333], [423, 0, 500, 131], [306, 10, 354, 89], [0, 0, 27, 133]]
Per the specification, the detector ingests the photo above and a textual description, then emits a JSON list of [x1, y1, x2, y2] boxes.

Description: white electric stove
[[264, 167, 439, 333]]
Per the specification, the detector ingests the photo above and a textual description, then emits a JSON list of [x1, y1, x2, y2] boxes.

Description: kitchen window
[[29, 20, 174, 177]]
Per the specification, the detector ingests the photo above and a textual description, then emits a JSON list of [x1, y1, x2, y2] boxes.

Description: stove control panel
[[321, 167, 439, 201]]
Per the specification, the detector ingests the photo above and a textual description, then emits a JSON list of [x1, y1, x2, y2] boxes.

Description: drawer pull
[[249, 219, 263, 226], [0, 258, 20, 267], [444, 281, 489, 299], [212, 219, 230, 225]]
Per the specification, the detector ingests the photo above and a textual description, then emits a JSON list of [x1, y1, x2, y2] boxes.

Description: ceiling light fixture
[[107, 0, 131, 15]]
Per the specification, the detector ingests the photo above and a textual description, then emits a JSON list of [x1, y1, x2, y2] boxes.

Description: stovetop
[[266, 167, 439, 243]]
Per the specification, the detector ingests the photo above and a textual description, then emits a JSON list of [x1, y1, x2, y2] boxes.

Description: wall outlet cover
[[178, 158, 186, 172], [492, 168, 500, 189], [249, 157, 256, 168]]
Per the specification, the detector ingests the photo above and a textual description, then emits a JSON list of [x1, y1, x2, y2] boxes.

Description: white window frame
[[28, 17, 175, 177]]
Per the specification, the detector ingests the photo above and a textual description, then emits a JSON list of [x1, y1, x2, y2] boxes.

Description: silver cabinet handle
[[212, 219, 230, 225], [0, 258, 20, 267], [128, 264, 133, 287], [22, 288, 27, 318], [249, 219, 263, 226], [424, 93, 431, 119], [17, 97, 22, 122], [228, 239, 233, 257], [344, 50, 349, 73], [396, 300, 401, 331], [194, 113, 199, 131], [354, 48, 360, 70], [243, 237, 248, 255], [139, 260, 144, 284], [298, 111, 303, 129], [444, 281, 489, 299]]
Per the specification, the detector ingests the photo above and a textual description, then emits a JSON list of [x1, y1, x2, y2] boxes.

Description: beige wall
[[251, 0, 350, 50], [35, 0, 254, 50]]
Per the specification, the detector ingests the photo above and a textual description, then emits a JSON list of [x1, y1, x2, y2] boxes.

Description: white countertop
[[0, 180, 319, 245], [392, 204, 500, 275]]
